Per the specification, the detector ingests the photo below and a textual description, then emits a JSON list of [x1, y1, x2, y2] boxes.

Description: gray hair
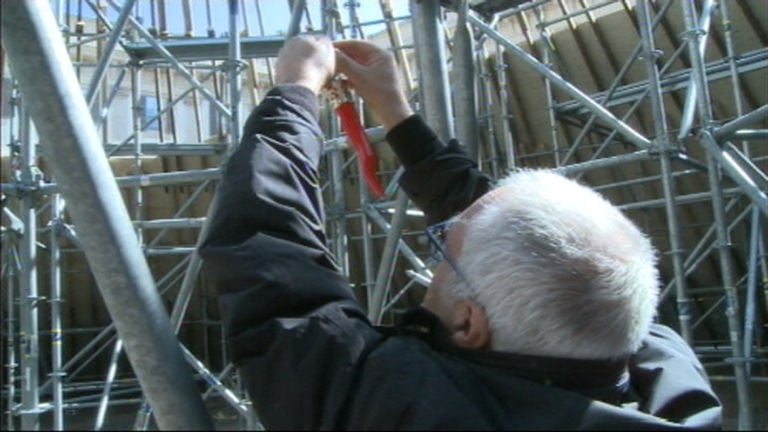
[[445, 169, 659, 359]]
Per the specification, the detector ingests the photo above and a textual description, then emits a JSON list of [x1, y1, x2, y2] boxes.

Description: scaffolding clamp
[[10, 165, 45, 198]]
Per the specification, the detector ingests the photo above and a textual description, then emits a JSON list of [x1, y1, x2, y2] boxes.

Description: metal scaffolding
[[1, 0, 765, 430]]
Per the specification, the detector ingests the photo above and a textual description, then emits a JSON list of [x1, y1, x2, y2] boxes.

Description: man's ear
[[449, 299, 490, 350]]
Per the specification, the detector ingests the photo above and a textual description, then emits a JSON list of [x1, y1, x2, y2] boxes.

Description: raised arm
[[335, 40, 494, 224], [199, 37, 380, 429]]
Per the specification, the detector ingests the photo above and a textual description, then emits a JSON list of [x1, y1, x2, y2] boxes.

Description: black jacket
[[199, 85, 722, 430]]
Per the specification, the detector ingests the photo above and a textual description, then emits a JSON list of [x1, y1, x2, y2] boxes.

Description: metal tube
[[533, 6, 562, 167], [111, 66, 225, 154], [146, 182, 213, 248], [719, 0, 753, 186], [561, 0, 677, 165], [323, 126, 386, 153], [85, 0, 137, 108], [677, 0, 716, 141], [743, 208, 762, 376], [162, 0, 246, 346], [116, 168, 221, 188], [0, 2, 214, 429], [182, 0, 194, 37], [346, 0, 365, 39], [95, 67, 127, 130], [731, 129, 768, 140], [94, 340, 124, 430], [180, 345, 250, 414], [2, 168, 221, 196], [330, 148, 349, 275], [323, 5, 349, 277], [680, 1, 753, 427], [497, 0, 549, 20], [660, 199, 745, 301], [617, 187, 743, 211], [102, 0, 231, 118], [555, 47, 767, 116], [537, 0, 617, 28], [411, 0, 454, 140], [228, 0, 242, 149], [699, 132, 767, 217], [368, 192, 409, 323], [468, 13, 651, 149], [287, 0, 307, 36], [366, 208, 431, 277], [50, 195, 65, 430], [38, 255, 193, 395], [133, 218, 206, 230], [453, 2, 479, 162], [554, 150, 652, 176], [18, 107, 41, 431], [3, 241, 19, 432], [636, 0, 692, 342], [476, 43, 499, 174], [572, 39, 688, 182], [494, 41, 514, 172], [713, 104, 768, 141], [379, 0, 414, 87], [360, 185, 376, 310]]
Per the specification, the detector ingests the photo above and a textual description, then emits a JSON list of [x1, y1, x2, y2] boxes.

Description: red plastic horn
[[326, 78, 385, 198]]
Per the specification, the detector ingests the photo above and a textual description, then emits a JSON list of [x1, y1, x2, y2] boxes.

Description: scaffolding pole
[[411, 0, 454, 140], [680, 1, 753, 428], [453, 2, 480, 162], [0, 1, 214, 429], [636, 0, 693, 343], [17, 107, 41, 431]]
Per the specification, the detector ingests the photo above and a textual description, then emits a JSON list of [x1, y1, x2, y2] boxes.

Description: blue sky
[[65, 0, 411, 39]]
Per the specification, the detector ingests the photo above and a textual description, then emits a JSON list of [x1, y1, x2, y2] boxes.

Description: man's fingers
[[335, 49, 363, 80], [333, 40, 380, 63]]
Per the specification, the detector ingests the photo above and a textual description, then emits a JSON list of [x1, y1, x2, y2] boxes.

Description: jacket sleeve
[[386, 115, 495, 225], [199, 85, 383, 429], [629, 324, 722, 429]]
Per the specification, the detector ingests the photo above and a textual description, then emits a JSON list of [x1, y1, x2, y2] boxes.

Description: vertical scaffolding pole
[[679, 1, 753, 428], [360, 189, 377, 310], [636, 0, 692, 343], [49, 195, 65, 430], [494, 40, 514, 172], [287, 0, 307, 37], [453, 2, 479, 162], [476, 43, 499, 175], [2, 242, 19, 432], [228, 0, 242, 149], [0, 2, 214, 429], [743, 208, 761, 376], [534, 6, 562, 167], [368, 0, 456, 322], [677, 0, 716, 141], [323, 0, 350, 277], [411, 0, 454, 140], [18, 107, 40, 431]]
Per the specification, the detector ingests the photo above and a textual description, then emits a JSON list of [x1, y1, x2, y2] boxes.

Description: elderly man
[[200, 35, 722, 430]]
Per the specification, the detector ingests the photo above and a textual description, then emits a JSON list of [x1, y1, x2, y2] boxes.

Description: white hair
[[444, 169, 660, 359]]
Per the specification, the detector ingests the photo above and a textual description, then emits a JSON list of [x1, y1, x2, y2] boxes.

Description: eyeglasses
[[424, 216, 475, 290], [425, 216, 460, 263]]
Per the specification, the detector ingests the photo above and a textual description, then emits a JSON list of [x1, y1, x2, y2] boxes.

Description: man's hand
[[276, 35, 335, 95], [334, 40, 414, 130]]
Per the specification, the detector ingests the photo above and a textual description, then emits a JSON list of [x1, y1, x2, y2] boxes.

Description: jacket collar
[[386, 306, 630, 405]]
